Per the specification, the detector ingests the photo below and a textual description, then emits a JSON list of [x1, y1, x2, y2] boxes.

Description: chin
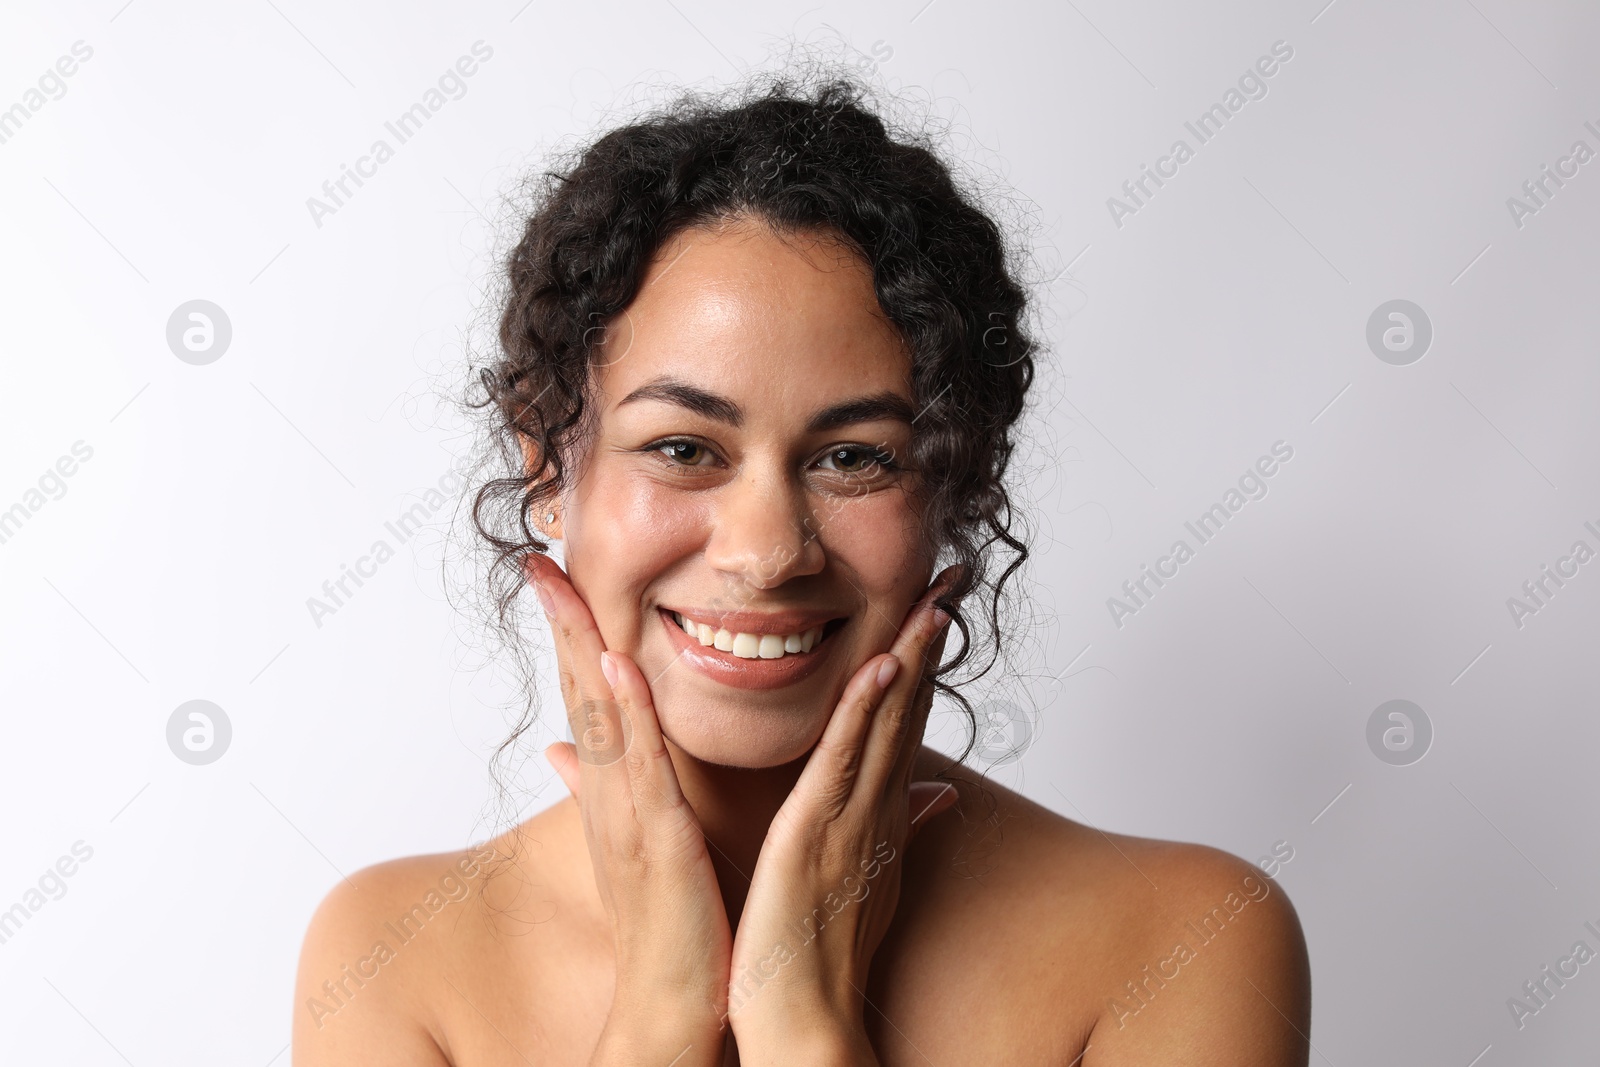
[[653, 693, 827, 770]]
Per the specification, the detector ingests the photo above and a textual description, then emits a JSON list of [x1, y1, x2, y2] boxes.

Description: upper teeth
[[672, 612, 826, 659]]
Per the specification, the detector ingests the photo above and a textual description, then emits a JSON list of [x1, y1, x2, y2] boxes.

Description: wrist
[[591, 1030, 724, 1067], [729, 1010, 876, 1065], [595, 989, 728, 1067]]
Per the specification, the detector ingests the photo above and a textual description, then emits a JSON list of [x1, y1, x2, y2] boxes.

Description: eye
[[655, 439, 717, 466], [817, 446, 896, 474]]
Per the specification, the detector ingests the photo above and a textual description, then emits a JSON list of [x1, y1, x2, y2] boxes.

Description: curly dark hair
[[463, 65, 1039, 810]]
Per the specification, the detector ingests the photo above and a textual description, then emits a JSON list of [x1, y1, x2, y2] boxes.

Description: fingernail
[[534, 579, 554, 615], [599, 651, 618, 687], [875, 655, 900, 689], [911, 783, 957, 827]]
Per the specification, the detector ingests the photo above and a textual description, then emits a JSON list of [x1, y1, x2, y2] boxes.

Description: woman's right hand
[[528, 553, 732, 1066]]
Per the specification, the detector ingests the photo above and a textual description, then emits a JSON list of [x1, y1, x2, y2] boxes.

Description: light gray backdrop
[[2, 1, 1596, 1063]]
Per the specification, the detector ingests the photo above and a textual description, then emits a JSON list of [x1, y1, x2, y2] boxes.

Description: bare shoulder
[[289, 798, 577, 1067], [292, 798, 601, 1066], [902, 761, 1310, 1065], [1072, 825, 1311, 1066], [291, 844, 497, 1065]]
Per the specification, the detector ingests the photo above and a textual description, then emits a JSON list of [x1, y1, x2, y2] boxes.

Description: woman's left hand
[[724, 567, 962, 1063]]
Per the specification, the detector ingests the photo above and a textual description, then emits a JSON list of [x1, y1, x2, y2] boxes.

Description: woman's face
[[554, 217, 935, 769]]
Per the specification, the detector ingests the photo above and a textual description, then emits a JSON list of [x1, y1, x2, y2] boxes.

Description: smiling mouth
[[664, 610, 844, 660]]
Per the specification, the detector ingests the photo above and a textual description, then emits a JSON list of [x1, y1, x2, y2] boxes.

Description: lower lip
[[657, 609, 838, 691]]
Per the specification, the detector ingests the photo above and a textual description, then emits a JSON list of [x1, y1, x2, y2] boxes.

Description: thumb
[[907, 781, 958, 839], [545, 741, 581, 800]]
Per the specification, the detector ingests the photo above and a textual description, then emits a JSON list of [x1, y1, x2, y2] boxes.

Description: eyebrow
[[616, 375, 916, 433]]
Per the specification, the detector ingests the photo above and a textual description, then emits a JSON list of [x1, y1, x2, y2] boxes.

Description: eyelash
[[643, 437, 901, 476]]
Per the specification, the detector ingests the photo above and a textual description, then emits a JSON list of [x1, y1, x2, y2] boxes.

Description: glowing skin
[[295, 217, 1313, 1067], [549, 216, 935, 769]]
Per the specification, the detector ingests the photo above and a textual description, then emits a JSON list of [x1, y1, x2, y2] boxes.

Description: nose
[[703, 466, 825, 590]]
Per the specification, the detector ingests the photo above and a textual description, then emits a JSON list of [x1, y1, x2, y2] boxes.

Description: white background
[[2, 1, 1597, 1063]]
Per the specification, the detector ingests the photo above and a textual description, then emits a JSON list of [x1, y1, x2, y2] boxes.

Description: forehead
[[594, 219, 912, 414]]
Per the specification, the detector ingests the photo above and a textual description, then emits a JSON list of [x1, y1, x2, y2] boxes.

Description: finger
[[526, 554, 627, 768], [778, 572, 956, 840], [856, 575, 958, 799], [545, 741, 581, 800], [791, 651, 901, 820], [884, 565, 961, 684], [806, 568, 956, 809], [907, 780, 959, 840], [599, 649, 689, 817], [890, 617, 952, 791]]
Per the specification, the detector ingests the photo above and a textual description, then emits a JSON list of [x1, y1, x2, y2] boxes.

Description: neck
[[664, 738, 806, 928]]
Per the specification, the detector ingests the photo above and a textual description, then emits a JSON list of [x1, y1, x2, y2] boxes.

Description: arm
[[722, 573, 961, 1064], [533, 554, 732, 1067]]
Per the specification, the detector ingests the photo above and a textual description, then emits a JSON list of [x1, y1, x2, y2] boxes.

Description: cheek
[[565, 473, 706, 647], [824, 492, 931, 606]]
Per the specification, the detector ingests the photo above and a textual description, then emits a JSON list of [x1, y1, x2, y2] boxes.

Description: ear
[[516, 430, 548, 481], [517, 432, 563, 540]]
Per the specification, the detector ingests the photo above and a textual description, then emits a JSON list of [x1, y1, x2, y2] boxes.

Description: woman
[[294, 73, 1311, 1065]]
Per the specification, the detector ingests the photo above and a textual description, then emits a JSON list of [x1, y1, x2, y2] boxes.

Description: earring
[[544, 511, 556, 525]]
